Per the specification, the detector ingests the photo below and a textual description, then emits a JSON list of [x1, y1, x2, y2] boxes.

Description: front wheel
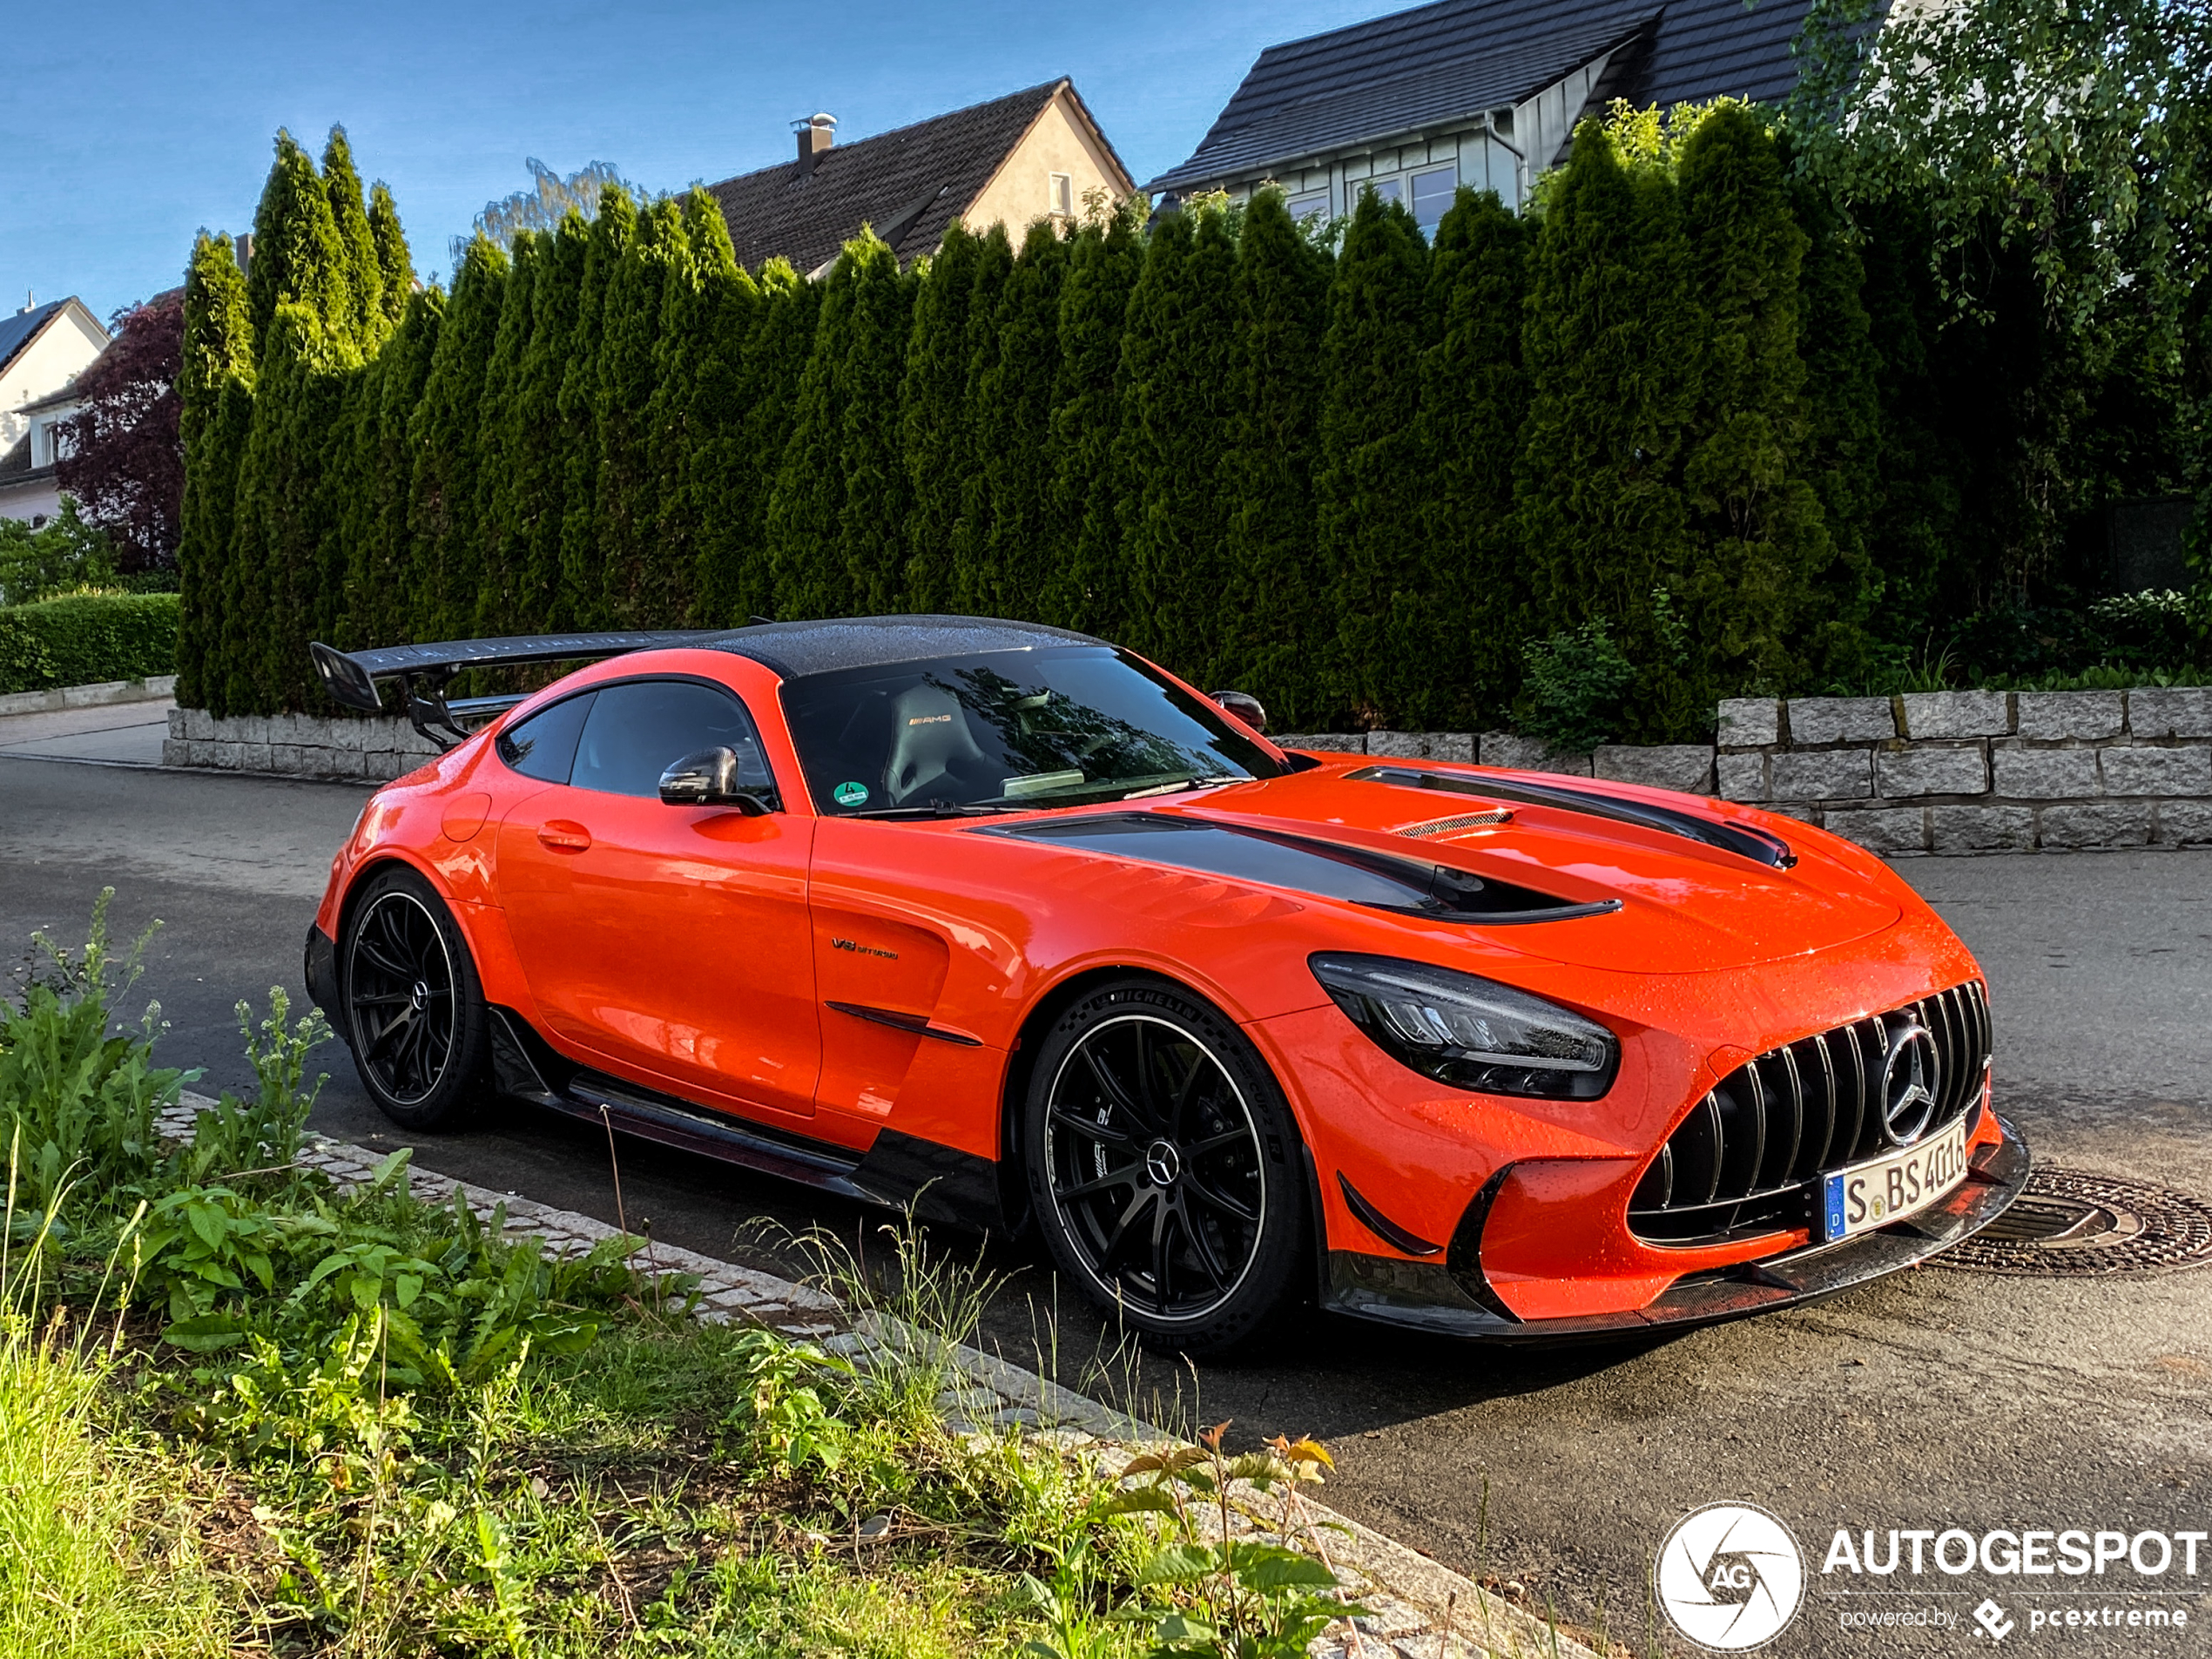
[[1022, 977, 1309, 1356], [340, 865, 490, 1131]]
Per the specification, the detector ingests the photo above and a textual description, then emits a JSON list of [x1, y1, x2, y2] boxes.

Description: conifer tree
[[596, 198, 685, 627], [1858, 200, 1964, 648], [368, 184, 413, 332], [1793, 182, 1884, 681], [974, 219, 1068, 619], [408, 237, 508, 643], [948, 226, 1015, 615], [1316, 190, 1433, 726], [1417, 187, 1529, 727], [1514, 121, 1704, 740], [556, 186, 636, 628], [835, 233, 914, 614], [703, 259, 813, 624], [651, 190, 748, 629], [899, 223, 983, 610], [320, 126, 385, 351], [1221, 189, 1329, 725], [507, 212, 585, 632], [227, 305, 354, 711], [245, 131, 350, 357], [347, 289, 442, 647], [1115, 206, 1238, 680], [1675, 102, 1826, 704], [177, 234, 255, 714], [766, 249, 860, 621], [472, 231, 539, 637], [1041, 208, 1142, 635]]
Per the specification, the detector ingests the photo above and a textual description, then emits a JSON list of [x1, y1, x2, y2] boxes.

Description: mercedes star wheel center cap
[[1145, 1139, 1182, 1189]]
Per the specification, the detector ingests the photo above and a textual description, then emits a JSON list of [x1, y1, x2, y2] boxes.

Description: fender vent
[[1629, 981, 1992, 1246]]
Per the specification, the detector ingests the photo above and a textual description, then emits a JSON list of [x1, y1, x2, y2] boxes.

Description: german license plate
[[1819, 1118, 1969, 1243]]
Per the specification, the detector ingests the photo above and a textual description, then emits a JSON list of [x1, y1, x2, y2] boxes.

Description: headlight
[[1310, 953, 1619, 1101]]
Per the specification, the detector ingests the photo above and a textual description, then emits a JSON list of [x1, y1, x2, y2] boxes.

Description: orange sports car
[[305, 617, 2027, 1353]]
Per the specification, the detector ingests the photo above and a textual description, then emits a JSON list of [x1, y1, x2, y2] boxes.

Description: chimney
[[792, 112, 836, 178]]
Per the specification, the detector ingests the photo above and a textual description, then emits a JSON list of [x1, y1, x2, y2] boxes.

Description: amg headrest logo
[[906, 714, 953, 725]]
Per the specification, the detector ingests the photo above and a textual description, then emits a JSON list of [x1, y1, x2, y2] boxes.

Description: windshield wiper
[[847, 800, 1032, 819], [1119, 775, 1239, 801]]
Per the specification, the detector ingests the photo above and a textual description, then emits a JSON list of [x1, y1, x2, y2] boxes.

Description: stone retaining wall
[[164, 706, 438, 781], [1714, 687, 2212, 854], [0, 672, 175, 717], [1294, 691, 2212, 854]]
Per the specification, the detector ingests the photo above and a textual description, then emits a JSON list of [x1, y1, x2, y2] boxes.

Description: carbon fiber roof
[[710, 614, 1104, 680]]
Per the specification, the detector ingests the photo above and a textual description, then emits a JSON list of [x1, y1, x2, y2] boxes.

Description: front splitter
[[1323, 1116, 2033, 1343]]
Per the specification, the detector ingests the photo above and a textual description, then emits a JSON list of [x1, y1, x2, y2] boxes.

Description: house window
[[1285, 191, 1331, 221], [1412, 165, 1458, 228], [1364, 177, 1403, 207], [1049, 172, 1074, 217]]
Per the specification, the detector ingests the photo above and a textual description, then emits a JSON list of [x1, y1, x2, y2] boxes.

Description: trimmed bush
[[0, 592, 181, 694]]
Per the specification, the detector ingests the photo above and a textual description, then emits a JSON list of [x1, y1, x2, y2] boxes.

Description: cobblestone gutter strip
[[160, 1093, 1594, 1659]]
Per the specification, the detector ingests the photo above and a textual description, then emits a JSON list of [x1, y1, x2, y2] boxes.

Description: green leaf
[[1238, 1553, 1343, 1592], [1091, 1487, 1177, 1518], [162, 1313, 247, 1351], [1136, 1542, 1218, 1585]]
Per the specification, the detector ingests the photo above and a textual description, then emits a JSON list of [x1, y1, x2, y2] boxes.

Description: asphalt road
[[5, 749, 2209, 1656]]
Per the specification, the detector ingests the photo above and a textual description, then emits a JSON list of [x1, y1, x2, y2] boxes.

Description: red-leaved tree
[[57, 290, 185, 571]]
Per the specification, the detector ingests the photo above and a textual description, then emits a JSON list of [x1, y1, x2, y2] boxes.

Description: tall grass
[[0, 1191, 226, 1658]]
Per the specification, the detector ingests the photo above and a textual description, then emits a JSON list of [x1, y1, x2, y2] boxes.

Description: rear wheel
[[1022, 977, 1308, 1356], [341, 865, 490, 1131]]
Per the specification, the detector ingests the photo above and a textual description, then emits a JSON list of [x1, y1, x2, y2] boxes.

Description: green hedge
[[0, 592, 181, 695]]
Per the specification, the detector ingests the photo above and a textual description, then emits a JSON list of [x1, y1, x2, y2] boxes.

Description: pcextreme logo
[[1655, 1502, 1808, 1651]]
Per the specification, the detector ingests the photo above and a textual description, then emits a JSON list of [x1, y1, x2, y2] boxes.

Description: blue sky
[[4, 0, 1410, 326]]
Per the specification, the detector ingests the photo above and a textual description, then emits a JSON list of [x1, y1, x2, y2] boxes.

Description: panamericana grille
[[1628, 981, 1992, 1245]]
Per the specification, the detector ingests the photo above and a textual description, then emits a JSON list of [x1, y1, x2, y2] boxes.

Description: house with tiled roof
[[0, 295, 111, 524], [707, 79, 1134, 276], [1149, 0, 1824, 225]]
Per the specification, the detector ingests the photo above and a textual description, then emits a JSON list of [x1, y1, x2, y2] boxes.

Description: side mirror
[[1210, 690, 1269, 734], [658, 747, 774, 814]]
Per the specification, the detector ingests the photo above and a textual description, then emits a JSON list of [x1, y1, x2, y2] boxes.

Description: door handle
[[536, 820, 592, 853]]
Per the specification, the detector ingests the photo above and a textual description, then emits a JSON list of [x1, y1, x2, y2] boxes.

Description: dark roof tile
[[708, 81, 1089, 273], [1150, 0, 1827, 192], [0, 300, 67, 379]]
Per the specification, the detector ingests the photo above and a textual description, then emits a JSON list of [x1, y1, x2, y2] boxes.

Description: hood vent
[[1352, 766, 1795, 869], [1395, 807, 1513, 838]]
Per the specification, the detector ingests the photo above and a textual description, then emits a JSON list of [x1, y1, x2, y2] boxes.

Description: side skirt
[[484, 1007, 1007, 1231]]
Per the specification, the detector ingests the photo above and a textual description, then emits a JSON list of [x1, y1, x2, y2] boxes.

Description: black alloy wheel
[[341, 866, 490, 1130], [1025, 979, 1306, 1354]]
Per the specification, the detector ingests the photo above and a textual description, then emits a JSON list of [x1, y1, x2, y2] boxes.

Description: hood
[[986, 765, 1898, 975]]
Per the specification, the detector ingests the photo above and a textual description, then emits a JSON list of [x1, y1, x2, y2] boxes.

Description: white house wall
[[0, 305, 107, 455], [1199, 51, 1616, 223]]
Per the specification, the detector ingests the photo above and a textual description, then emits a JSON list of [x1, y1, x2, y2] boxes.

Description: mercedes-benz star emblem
[[1878, 1019, 1941, 1147]]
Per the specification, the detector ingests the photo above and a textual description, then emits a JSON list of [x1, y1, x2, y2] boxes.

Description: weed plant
[[0, 897, 1423, 1657]]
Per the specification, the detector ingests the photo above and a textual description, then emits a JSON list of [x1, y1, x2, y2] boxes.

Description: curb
[[0, 674, 175, 718], [160, 1090, 1596, 1659]]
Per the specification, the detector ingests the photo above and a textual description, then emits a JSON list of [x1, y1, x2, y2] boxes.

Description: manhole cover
[[1940, 1168, 2212, 1277]]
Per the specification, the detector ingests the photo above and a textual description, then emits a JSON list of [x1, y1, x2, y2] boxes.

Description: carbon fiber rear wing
[[309, 631, 725, 750]]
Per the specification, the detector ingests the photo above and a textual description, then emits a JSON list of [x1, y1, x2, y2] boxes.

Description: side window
[[570, 679, 777, 800], [496, 691, 596, 784]]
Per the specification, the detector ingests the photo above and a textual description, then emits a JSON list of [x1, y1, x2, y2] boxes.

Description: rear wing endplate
[[309, 631, 725, 751]]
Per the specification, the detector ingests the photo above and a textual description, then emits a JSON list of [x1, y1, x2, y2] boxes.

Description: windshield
[[779, 647, 1289, 816]]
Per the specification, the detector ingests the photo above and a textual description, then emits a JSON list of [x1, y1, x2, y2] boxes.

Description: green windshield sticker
[[833, 781, 870, 807]]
